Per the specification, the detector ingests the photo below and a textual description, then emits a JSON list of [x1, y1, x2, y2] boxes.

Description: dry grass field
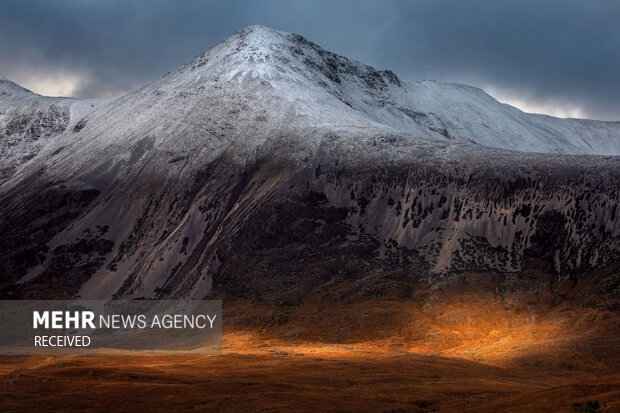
[[2, 269, 619, 412]]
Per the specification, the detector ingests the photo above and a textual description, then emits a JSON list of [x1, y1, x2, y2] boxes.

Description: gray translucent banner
[[0, 300, 221, 355]]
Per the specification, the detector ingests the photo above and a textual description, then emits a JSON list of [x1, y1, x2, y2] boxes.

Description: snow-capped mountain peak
[[130, 25, 620, 157], [1, 26, 619, 301], [1, 24, 620, 190]]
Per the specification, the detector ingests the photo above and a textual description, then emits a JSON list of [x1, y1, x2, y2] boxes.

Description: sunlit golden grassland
[[2, 269, 619, 412]]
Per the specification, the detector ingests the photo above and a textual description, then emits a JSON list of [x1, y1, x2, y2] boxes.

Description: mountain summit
[[133, 25, 620, 156], [0, 26, 619, 301]]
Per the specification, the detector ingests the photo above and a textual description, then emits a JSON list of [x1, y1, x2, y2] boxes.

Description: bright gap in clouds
[[486, 87, 587, 119], [5, 69, 90, 98]]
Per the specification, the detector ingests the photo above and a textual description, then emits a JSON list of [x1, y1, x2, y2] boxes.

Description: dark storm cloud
[[0, 0, 618, 120]]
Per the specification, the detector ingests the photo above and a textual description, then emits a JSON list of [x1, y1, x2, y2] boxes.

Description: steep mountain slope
[[0, 26, 619, 303]]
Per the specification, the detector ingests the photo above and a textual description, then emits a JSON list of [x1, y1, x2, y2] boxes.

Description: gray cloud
[[0, 0, 618, 120]]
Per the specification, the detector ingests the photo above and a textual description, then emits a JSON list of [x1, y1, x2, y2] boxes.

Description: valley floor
[[2, 268, 619, 412], [0, 348, 618, 413], [1, 330, 619, 412]]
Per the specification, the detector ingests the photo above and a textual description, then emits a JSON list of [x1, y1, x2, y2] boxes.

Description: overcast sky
[[1, 0, 618, 120]]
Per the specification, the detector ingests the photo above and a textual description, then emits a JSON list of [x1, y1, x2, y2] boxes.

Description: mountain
[[0, 25, 619, 304]]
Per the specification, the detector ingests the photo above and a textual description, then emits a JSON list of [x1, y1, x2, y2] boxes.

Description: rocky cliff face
[[0, 26, 618, 301]]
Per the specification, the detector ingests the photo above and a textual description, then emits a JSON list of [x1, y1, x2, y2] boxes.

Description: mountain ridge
[[2, 25, 620, 170], [0, 25, 618, 301]]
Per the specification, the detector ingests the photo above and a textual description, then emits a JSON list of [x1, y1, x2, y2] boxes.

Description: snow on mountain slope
[[0, 77, 104, 182], [397, 80, 620, 154], [142, 25, 620, 155], [3, 26, 619, 183], [138, 25, 620, 156], [0, 25, 618, 301], [1, 25, 619, 189]]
